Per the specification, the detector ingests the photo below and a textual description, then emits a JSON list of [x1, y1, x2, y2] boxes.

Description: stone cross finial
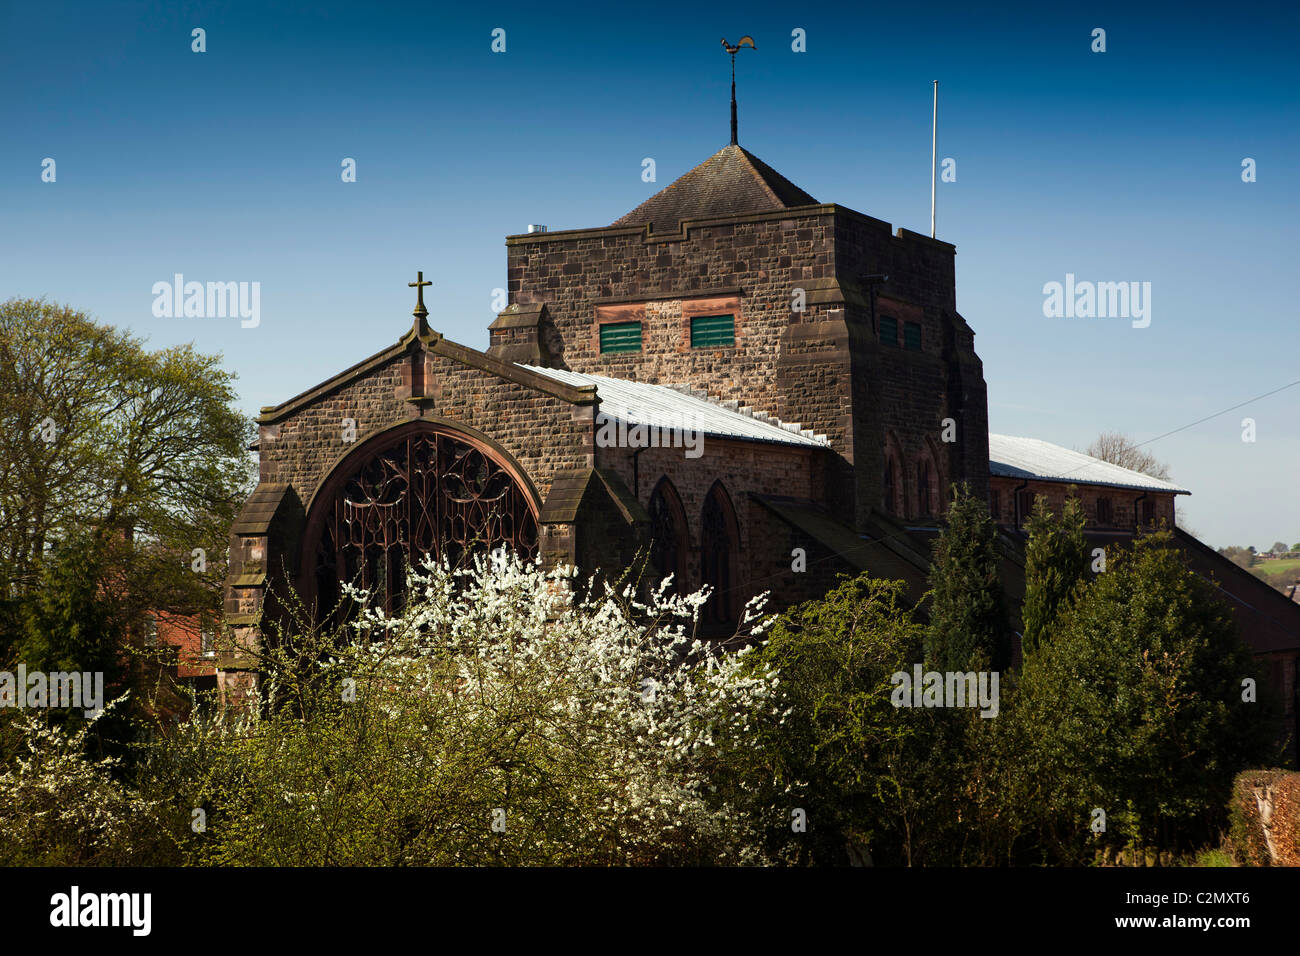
[[408, 271, 432, 318]]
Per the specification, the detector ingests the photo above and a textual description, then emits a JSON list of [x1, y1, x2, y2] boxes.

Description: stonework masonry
[[501, 201, 989, 530], [988, 475, 1177, 531]]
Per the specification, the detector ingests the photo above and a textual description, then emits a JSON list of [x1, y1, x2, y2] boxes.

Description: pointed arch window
[[917, 458, 932, 516], [647, 477, 689, 595], [302, 423, 538, 620], [883, 451, 903, 515], [700, 482, 740, 630], [913, 440, 944, 519]]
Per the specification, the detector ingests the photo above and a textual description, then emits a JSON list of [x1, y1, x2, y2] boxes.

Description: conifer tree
[[1015, 532, 1274, 858], [1021, 493, 1089, 654], [925, 484, 1010, 672]]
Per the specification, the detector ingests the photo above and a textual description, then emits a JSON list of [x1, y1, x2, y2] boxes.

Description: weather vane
[[721, 36, 756, 146]]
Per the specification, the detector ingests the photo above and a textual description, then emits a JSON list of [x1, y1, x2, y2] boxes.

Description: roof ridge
[[734, 145, 785, 208], [735, 145, 817, 208]]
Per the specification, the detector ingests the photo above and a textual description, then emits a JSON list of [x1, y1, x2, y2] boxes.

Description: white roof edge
[[988, 433, 1190, 494], [517, 364, 829, 447]]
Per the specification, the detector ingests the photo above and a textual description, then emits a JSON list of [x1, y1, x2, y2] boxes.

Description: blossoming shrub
[[143, 552, 780, 865], [0, 704, 171, 865]]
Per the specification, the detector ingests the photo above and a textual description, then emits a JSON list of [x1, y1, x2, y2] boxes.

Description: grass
[[1191, 847, 1235, 867], [1250, 557, 1300, 592]]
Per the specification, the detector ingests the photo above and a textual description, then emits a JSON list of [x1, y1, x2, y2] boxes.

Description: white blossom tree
[[0, 701, 165, 865], [150, 551, 784, 865]]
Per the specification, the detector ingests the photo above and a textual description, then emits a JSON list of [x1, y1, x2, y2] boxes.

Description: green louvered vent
[[599, 321, 642, 354], [903, 322, 922, 351], [879, 315, 898, 347], [690, 314, 735, 348]]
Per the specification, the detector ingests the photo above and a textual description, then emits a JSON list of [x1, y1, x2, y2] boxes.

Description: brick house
[[145, 611, 218, 683], [219, 140, 1300, 751]]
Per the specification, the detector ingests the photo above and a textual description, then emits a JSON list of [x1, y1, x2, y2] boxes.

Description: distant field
[[1251, 557, 1300, 592]]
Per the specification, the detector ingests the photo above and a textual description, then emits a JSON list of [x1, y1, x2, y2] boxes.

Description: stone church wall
[[988, 476, 1177, 531], [832, 211, 989, 526], [506, 209, 845, 439], [600, 437, 821, 600]]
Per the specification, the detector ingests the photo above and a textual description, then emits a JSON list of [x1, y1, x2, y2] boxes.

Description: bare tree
[[1086, 431, 1172, 481], [1086, 431, 1186, 529]]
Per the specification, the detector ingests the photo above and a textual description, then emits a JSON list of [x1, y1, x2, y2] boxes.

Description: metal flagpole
[[930, 80, 938, 239]]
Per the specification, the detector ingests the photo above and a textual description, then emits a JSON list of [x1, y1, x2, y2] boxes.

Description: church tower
[[489, 141, 990, 530]]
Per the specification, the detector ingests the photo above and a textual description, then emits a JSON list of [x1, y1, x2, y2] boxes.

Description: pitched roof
[[230, 482, 295, 536], [988, 434, 1190, 494], [256, 317, 595, 425], [612, 144, 818, 230], [751, 496, 933, 605], [517, 365, 828, 447], [538, 468, 649, 525]]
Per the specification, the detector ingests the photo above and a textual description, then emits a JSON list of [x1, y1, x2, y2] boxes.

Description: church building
[[219, 137, 985, 698], [217, 135, 1299, 751]]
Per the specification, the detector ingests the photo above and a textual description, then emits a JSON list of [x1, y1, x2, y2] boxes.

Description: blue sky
[[2, 0, 1296, 549]]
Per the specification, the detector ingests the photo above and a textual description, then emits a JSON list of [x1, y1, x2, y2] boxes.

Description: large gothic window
[[303, 423, 538, 618], [647, 477, 689, 595], [700, 481, 739, 631]]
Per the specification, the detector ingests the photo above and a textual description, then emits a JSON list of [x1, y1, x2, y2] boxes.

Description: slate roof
[[517, 365, 829, 447], [988, 434, 1190, 494], [751, 495, 933, 605], [538, 468, 649, 525], [612, 144, 819, 230]]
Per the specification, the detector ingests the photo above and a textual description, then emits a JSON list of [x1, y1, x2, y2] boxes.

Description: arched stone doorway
[[301, 421, 539, 619]]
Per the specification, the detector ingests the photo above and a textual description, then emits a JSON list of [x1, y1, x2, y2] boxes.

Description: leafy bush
[[1021, 493, 1088, 654], [731, 575, 928, 865], [926, 484, 1011, 672], [2, 532, 1279, 868]]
